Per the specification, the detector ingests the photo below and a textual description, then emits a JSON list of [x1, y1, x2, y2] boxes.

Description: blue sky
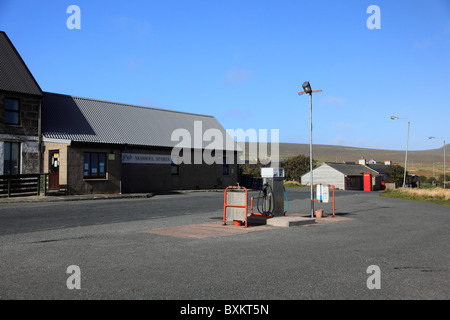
[[1, 0, 449, 151]]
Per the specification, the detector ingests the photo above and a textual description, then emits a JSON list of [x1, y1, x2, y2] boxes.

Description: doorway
[[49, 150, 60, 190]]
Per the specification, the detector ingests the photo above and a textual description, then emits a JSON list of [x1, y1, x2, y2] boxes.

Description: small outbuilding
[[301, 163, 382, 191]]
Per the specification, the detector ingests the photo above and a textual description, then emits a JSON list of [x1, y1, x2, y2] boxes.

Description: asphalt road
[[0, 188, 449, 302]]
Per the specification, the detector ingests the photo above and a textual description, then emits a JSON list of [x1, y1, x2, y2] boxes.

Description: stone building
[[0, 31, 43, 175]]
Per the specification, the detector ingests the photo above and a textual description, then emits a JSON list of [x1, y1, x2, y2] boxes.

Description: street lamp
[[391, 116, 410, 188], [299, 81, 322, 218], [302, 81, 312, 94], [429, 136, 446, 189]]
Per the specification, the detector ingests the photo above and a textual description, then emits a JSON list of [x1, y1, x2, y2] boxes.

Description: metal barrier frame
[[223, 186, 248, 228], [313, 184, 336, 217], [250, 196, 272, 218]]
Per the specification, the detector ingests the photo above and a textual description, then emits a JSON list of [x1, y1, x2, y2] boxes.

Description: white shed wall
[[301, 164, 345, 189]]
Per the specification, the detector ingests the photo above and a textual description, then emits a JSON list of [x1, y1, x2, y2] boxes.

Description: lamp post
[[429, 136, 446, 189], [391, 116, 410, 187], [299, 81, 322, 218]]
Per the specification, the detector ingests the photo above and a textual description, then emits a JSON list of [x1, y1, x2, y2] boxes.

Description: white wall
[[301, 164, 345, 189]]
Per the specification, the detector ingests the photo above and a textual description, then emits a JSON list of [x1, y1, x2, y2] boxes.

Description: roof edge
[[43, 91, 216, 119], [0, 31, 43, 96]]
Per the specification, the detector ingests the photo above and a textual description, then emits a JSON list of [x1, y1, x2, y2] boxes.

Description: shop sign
[[122, 153, 172, 164]]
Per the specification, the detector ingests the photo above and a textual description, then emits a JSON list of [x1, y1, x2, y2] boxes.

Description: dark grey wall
[[121, 148, 238, 193], [65, 144, 238, 194]]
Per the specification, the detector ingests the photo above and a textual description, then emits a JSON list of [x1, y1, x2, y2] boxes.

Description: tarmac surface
[[0, 188, 449, 302], [0, 191, 154, 203]]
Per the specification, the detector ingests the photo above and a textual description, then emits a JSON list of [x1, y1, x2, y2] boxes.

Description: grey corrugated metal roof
[[0, 31, 42, 96], [43, 92, 238, 150], [365, 164, 389, 175], [327, 163, 379, 176]]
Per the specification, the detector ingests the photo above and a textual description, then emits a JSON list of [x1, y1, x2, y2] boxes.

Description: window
[[171, 163, 179, 175], [83, 152, 106, 178], [171, 155, 179, 175], [223, 156, 229, 175], [5, 98, 20, 125], [3, 142, 20, 175]]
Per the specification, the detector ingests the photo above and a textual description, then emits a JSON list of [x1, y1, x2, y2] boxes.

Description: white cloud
[[413, 22, 450, 49], [222, 108, 252, 120], [138, 97, 165, 108], [321, 95, 346, 106], [333, 122, 356, 131], [125, 59, 139, 72], [114, 16, 151, 37], [444, 22, 450, 33], [223, 67, 253, 83], [413, 38, 431, 49], [329, 136, 347, 146]]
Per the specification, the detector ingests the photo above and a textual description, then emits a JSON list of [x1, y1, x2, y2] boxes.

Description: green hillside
[[237, 142, 447, 178]]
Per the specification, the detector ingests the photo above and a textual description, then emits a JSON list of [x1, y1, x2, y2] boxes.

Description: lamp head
[[390, 116, 399, 120], [302, 81, 312, 94]]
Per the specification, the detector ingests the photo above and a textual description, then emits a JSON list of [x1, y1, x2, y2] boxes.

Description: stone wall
[[0, 92, 41, 175]]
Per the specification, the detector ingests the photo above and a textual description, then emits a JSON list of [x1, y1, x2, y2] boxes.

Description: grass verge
[[380, 188, 450, 206], [283, 181, 308, 188]]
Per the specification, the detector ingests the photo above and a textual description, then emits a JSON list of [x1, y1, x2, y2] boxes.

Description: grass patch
[[380, 188, 450, 206], [283, 181, 308, 188]]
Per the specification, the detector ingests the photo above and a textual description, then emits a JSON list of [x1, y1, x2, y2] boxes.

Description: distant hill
[[237, 142, 446, 166]]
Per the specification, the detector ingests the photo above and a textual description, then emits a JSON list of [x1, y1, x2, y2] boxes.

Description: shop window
[[5, 98, 20, 125], [171, 163, 179, 175], [171, 155, 179, 175], [3, 142, 20, 175], [83, 152, 106, 178], [223, 157, 229, 175]]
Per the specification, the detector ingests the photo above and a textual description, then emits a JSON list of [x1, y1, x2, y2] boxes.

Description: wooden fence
[[0, 174, 49, 197]]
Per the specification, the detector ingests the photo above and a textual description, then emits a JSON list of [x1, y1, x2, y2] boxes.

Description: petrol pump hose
[[256, 183, 289, 215], [283, 185, 289, 214], [256, 183, 273, 215]]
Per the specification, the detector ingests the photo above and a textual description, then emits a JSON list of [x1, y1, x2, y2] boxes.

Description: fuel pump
[[257, 167, 289, 217]]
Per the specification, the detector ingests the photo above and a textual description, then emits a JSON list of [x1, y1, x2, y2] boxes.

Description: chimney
[[385, 159, 392, 166], [358, 157, 366, 165]]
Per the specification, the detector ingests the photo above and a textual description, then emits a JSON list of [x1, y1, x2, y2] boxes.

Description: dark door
[[49, 150, 60, 190]]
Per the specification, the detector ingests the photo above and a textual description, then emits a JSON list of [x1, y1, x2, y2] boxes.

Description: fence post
[[7, 178, 11, 197], [37, 175, 40, 196], [44, 174, 48, 196]]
